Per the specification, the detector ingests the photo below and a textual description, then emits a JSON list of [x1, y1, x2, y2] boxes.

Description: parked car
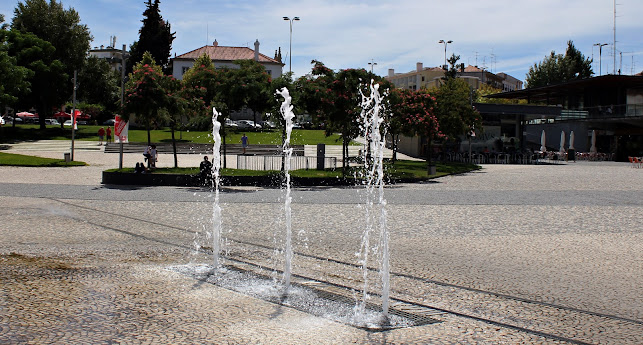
[[236, 120, 260, 129], [4, 116, 22, 124], [45, 119, 60, 125], [224, 119, 238, 128], [63, 120, 73, 126], [263, 121, 277, 129], [103, 119, 115, 125]]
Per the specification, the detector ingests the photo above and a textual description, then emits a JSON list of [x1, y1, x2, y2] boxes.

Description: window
[[182, 66, 190, 75]]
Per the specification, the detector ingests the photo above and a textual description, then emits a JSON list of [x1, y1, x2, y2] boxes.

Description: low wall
[[101, 171, 394, 187]]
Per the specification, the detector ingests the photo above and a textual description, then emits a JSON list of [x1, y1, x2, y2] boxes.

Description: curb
[[101, 171, 427, 187]]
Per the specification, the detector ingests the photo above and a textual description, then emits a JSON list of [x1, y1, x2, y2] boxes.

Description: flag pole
[[70, 70, 77, 161]]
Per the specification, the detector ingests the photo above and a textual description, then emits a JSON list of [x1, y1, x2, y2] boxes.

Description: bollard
[[64, 152, 71, 162]]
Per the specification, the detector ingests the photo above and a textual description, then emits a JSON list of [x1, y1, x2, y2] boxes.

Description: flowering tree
[[298, 60, 380, 173], [394, 88, 441, 172], [123, 51, 167, 145]]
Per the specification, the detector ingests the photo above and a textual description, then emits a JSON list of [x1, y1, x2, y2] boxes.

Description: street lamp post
[[283, 16, 300, 75], [368, 59, 377, 74], [438, 39, 453, 69], [594, 43, 608, 76]]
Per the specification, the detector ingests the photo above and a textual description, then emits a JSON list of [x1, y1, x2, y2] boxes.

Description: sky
[[2, 0, 643, 83]]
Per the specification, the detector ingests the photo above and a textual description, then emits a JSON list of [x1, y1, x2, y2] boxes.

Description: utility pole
[[368, 59, 377, 74], [438, 39, 452, 69], [70, 70, 77, 161], [594, 43, 608, 76], [119, 44, 126, 169], [283, 16, 300, 75]]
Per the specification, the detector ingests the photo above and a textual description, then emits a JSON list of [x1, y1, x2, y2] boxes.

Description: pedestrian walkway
[[7, 140, 103, 152]]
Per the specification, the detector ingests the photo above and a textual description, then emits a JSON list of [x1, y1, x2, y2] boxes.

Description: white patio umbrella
[[569, 131, 575, 150], [540, 130, 547, 152], [590, 130, 597, 153], [559, 130, 566, 154]]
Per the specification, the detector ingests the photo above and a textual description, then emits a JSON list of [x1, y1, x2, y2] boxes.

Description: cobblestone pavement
[[0, 150, 642, 343]]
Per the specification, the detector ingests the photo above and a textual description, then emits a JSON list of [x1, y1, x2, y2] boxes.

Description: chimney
[[416, 62, 423, 72], [388, 68, 394, 78], [213, 39, 218, 47], [254, 39, 260, 61]]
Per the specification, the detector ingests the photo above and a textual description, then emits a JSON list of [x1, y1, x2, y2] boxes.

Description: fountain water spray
[[211, 107, 223, 269], [357, 80, 390, 318], [276, 87, 295, 290]]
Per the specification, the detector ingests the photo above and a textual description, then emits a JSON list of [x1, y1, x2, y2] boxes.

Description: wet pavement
[[0, 145, 642, 344]]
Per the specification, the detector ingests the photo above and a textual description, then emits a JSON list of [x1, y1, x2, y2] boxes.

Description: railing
[[237, 155, 337, 171], [557, 103, 643, 120]]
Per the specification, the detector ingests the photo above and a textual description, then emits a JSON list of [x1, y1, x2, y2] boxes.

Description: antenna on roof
[[206, 22, 208, 46]]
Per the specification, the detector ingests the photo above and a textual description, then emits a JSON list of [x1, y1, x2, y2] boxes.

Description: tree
[[11, 0, 92, 128], [7, 29, 66, 128], [162, 75, 190, 167], [232, 59, 272, 129], [128, 0, 175, 73], [432, 78, 481, 141], [76, 56, 120, 117], [0, 14, 32, 113], [298, 60, 378, 173], [396, 89, 441, 172], [123, 52, 167, 145], [525, 40, 593, 88]]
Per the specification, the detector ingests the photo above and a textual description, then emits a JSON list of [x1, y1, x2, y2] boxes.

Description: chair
[[633, 157, 642, 168]]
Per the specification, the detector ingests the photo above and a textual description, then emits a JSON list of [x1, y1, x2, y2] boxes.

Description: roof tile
[[175, 45, 282, 64]]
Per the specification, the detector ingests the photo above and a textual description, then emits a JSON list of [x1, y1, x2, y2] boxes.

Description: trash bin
[[316, 144, 325, 170], [64, 152, 71, 162], [568, 149, 575, 161]]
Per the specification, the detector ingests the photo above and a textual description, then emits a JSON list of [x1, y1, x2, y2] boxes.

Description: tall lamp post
[[368, 59, 377, 74], [594, 43, 608, 76], [283, 16, 300, 74], [438, 39, 452, 68]]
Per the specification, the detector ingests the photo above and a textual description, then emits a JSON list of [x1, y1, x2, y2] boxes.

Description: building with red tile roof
[[171, 39, 284, 80], [386, 63, 522, 92]]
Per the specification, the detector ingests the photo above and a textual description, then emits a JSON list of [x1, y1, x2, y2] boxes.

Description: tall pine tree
[[525, 41, 593, 88], [128, 0, 175, 74]]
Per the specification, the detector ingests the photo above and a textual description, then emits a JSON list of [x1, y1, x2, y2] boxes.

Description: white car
[[239, 120, 262, 129], [224, 119, 238, 128], [45, 119, 60, 125], [236, 120, 258, 129], [63, 120, 73, 126]]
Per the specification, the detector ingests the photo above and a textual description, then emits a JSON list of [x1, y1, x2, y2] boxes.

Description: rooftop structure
[[170, 39, 284, 80]]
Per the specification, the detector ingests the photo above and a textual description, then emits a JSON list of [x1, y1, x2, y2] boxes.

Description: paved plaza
[[0, 144, 642, 344]]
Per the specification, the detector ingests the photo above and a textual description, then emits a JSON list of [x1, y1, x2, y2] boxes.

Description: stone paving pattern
[[0, 144, 641, 344]]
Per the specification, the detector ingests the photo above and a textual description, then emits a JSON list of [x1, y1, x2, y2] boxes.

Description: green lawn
[[1, 124, 348, 146], [0, 152, 86, 167], [107, 160, 479, 181]]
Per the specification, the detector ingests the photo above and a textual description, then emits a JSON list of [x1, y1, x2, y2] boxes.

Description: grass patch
[[105, 160, 479, 181], [1, 124, 350, 146], [385, 160, 480, 179], [0, 152, 86, 167]]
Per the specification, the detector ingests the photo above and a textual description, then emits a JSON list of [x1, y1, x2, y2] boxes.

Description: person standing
[[241, 133, 249, 154], [106, 126, 112, 143], [97, 127, 105, 145], [149, 145, 157, 168]]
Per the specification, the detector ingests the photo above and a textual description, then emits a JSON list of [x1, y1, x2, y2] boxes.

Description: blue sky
[[2, 0, 643, 83]]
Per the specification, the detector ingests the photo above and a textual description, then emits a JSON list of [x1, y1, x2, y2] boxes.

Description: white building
[[88, 37, 126, 72], [170, 39, 284, 80]]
